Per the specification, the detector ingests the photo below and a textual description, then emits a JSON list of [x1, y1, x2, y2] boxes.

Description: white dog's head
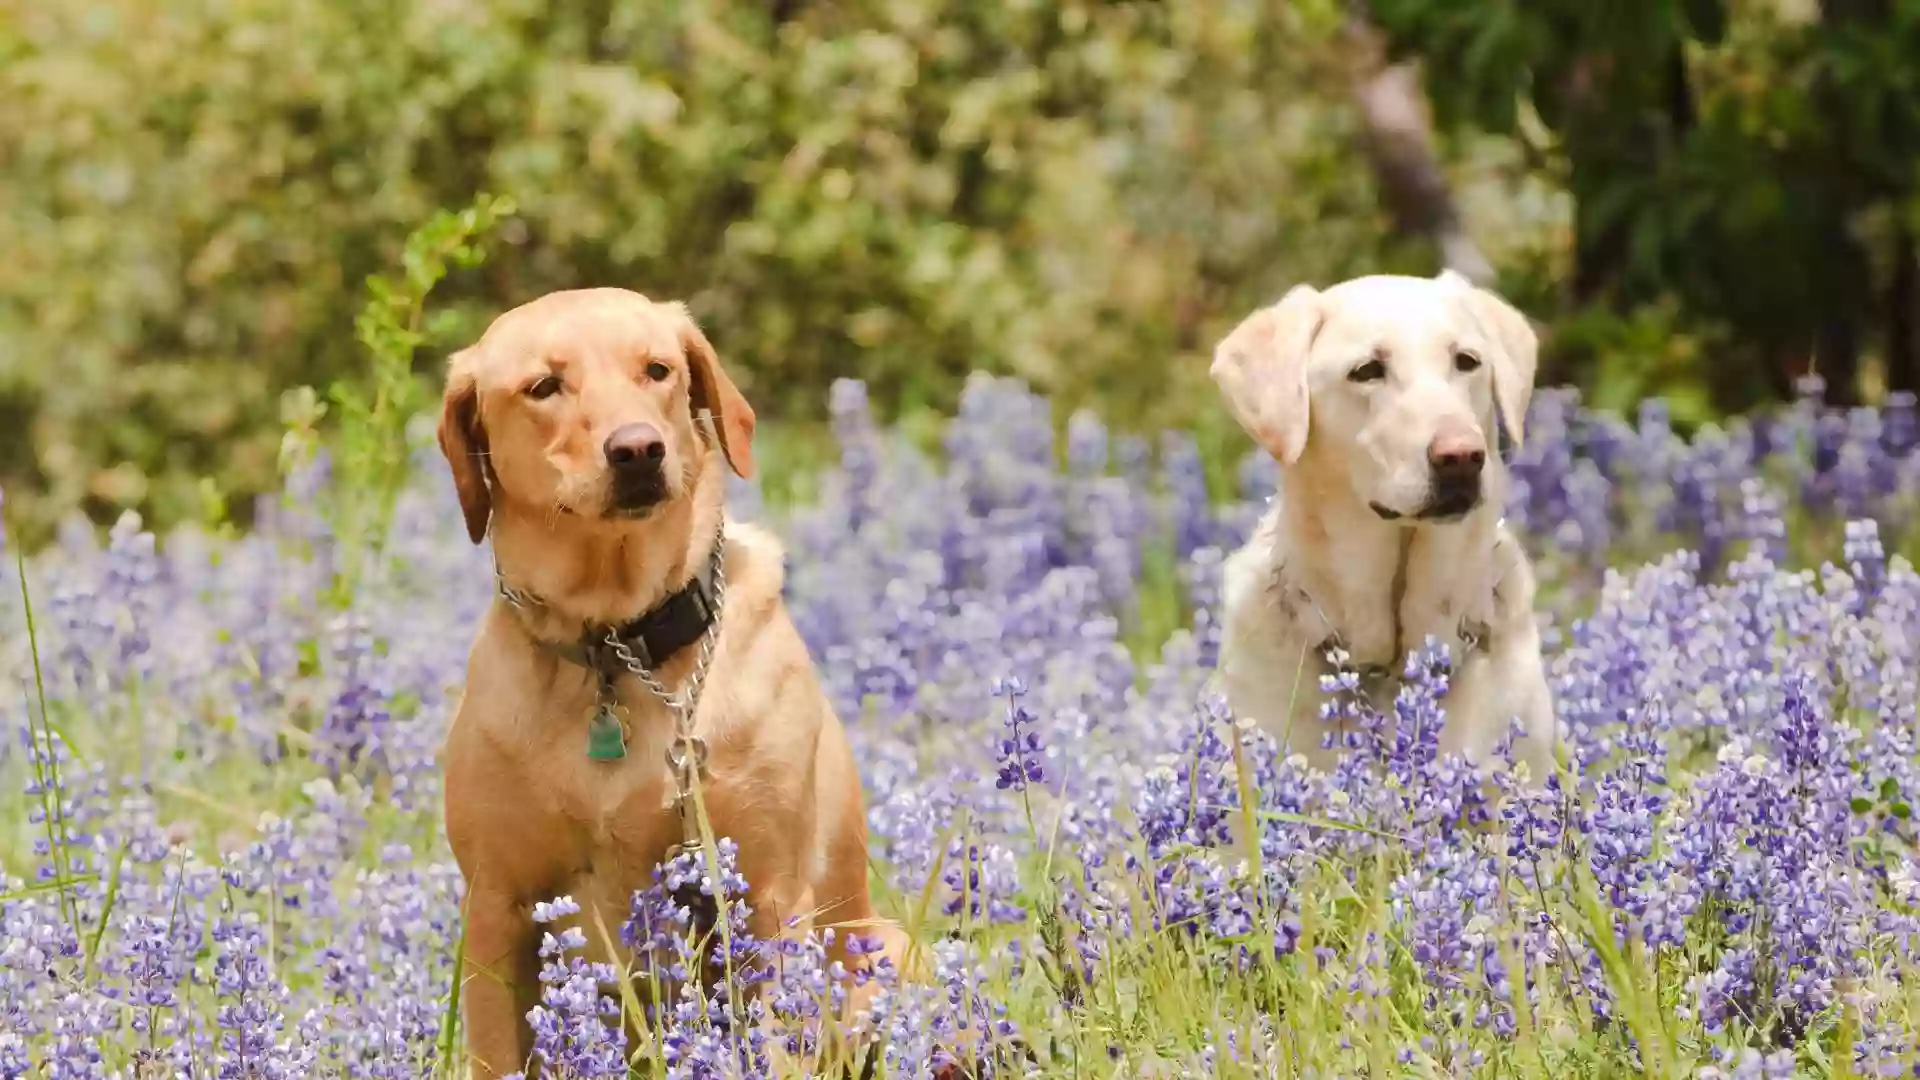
[[1210, 270, 1537, 523]]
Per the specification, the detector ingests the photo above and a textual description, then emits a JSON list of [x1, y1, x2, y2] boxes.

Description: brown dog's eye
[[1348, 358, 1387, 383], [645, 361, 672, 382], [1453, 350, 1482, 374], [525, 375, 563, 400]]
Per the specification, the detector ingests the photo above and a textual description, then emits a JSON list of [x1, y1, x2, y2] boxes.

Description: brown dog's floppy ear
[[1210, 284, 1324, 466], [436, 351, 492, 545], [677, 307, 757, 480], [1438, 269, 1537, 448]]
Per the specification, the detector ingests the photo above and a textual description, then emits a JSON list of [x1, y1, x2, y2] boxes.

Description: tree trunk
[[1340, 13, 1493, 285], [1888, 223, 1918, 395], [1804, 0, 1889, 405], [1815, 307, 1864, 407]]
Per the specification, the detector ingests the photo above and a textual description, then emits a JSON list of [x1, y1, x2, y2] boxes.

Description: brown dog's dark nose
[[604, 423, 666, 470], [1427, 428, 1486, 482]]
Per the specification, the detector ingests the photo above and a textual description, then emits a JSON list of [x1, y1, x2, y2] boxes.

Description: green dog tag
[[586, 703, 626, 761]]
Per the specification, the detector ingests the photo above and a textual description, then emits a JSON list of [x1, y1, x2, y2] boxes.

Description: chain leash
[[600, 524, 728, 858], [495, 521, 727, 858]]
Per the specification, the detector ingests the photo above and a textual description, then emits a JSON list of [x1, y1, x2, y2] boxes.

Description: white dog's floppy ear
[[1210, 284, 1324, 465], [1438, 269, 1538, 448]]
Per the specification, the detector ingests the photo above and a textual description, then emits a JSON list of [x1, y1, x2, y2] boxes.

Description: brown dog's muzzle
[[604, 422, 670, 515]]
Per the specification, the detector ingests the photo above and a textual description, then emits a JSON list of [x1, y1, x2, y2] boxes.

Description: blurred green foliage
[[10, 0, 1913, 549], [1, 0, 1448, 546], [291, 193, 518, 607], [1368, 0, 1920, 414]]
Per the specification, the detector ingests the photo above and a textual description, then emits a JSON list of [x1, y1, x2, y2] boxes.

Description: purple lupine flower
[[121, 910, 187, 1015], [1844, 518, 1886, 610], [830, 379, 883, 534], [1693, 947, 1759, 1036], [1584, 699, 1670, 941], [991, 677, 1044, 793], [761, 924, 868, 1061], [1135, 708, 1239, 859], [40, 989, 114, 1080], [0, 1032, 29, 1080], [620, 837, 785, 1074], [314, 612, 394, 777], [1698, 1046, 1798, 1080], [1160, 431, 1213, 559], [940, 840, 1026, 925], [211, 911, 311, 1080], [1389, 844, 1504, 1017], [524, 895, 627, 1079]]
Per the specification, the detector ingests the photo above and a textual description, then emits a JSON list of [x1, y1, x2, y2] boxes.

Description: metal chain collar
[[1279, 517, 1510, 691], [495, 568, 541, 612], [604, 534, 727, 855], [493, 521, 727, 853]]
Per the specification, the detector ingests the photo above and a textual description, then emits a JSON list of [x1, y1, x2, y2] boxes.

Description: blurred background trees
[[2, 0, 1916, 546], [1365, 0, 1920, 412]]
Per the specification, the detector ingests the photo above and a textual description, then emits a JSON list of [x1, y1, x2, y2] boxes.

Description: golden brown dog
[[435, 288, 904, 1077]]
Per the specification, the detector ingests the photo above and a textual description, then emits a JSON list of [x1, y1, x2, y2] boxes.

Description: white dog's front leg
[[1508, 624, 1561, 786], [1437, 622, 1558, 787]]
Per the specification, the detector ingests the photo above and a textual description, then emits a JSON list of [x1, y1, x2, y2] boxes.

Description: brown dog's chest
[[514, 699, 706, 960], [536, 687, 698, 849], [536, 737, 810, 999]]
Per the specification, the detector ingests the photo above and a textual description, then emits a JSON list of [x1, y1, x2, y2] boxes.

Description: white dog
[[1209, 270, 1558, 783]]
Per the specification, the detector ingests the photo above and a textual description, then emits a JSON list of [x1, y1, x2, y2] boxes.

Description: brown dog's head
[[436, 288, 757, 544]]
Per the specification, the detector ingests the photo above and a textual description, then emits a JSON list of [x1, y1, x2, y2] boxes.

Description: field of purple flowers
[[4, 373, 1920, 1078]]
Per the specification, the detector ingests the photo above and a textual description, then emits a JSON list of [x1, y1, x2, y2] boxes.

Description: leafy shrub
[[0, 0, 1404, 545]]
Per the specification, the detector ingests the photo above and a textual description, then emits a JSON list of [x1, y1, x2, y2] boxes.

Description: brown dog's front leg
[[463, 891, 539, 1079]]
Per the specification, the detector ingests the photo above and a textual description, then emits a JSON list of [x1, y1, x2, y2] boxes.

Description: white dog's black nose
[[604, 423, 666, 471]]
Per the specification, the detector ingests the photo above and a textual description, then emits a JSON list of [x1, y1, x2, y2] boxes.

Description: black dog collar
[[497, 542, 723, 681]]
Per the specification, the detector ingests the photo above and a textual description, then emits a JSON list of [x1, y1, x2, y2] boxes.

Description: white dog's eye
[[1348, 358, 1387, 383], [645, 361, 672, 382], [525, 375, 563, 400], [1453, 350, 1482, 374]]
